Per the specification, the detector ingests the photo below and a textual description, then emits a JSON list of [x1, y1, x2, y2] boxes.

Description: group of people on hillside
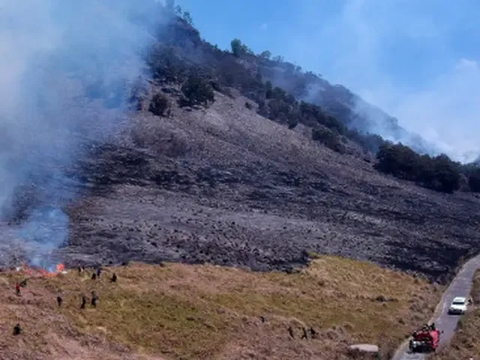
[[13, 265, 118, 336]]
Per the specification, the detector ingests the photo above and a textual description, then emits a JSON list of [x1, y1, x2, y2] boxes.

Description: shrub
[[468, 167, 480, 192], [179, 74, 215, 107], [148, 45, 189, 84], [230, 38, 253, 57], [346, 129, 387, 154], [312, 126, 345, 153], [149, 93, 170, 116], [375, 144, 461, 193]]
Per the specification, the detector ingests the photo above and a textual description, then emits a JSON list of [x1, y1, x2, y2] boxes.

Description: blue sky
[[177, 0, 480, 162]]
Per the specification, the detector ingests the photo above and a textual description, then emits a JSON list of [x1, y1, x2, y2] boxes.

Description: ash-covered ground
[[6, 89, 472, 283]]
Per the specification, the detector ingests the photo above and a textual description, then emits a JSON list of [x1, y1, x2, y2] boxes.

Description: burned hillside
[[1, 1, 479, 284]]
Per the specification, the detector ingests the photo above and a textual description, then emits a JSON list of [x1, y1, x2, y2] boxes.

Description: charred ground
[[64, 85, 480, 283], [2, 2, 480, 283]]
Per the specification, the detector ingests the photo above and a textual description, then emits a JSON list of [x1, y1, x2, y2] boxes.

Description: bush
[[312, 126, 345, 153], [148, 45, 189, 84], [346, 129, 387, 154], [467, 167, 480, 192], [149, 93, 170, 116], [375, 143, 421, 181], [230, 38, 253, 57], [179, 74, 215, 107], [375, 144, 461, 193], [298, 101, 346, 134]]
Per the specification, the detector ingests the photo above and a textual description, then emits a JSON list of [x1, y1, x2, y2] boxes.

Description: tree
[[468, 168, 480, 192], [375, 144, 461, 193], [183, 11, 193, 25], [180, 74, 215, 107], [375, 143, 421, 181], [230, 38, 253, 57], [259, 50, 271, 59], [230, 39, 243, 57], [265, 81, 273, 99], [174, 5, 182, 16], [312, 126, 345, 153], [149, 93, 170, 116], [430, 154, 460, 193]]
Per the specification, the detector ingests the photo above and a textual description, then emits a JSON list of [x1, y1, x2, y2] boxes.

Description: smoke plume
[[0, 0, 159, 269]]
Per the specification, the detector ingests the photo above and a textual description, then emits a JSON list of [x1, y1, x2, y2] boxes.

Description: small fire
[[20, 263, 66, 277]]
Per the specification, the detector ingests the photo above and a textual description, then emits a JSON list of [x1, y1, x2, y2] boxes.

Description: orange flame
[[20, 263, 66, 277]]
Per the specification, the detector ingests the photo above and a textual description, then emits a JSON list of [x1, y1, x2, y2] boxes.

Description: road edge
[[390, 256, 480, 360]]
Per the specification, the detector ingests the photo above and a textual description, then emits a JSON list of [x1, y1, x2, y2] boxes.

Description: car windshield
[[452, 300, 465, 305]]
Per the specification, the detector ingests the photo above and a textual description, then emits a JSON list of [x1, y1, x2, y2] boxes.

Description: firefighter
[[309, 327, 317, 339], [96, 267, 102, 278], [57, 296, 63, 307], [301, 327, 308, 340], [110, 273, 117, 283], [91, 291, 98, 308], [15, 282, 21, 296], [80, 295, 87, 309], [13, 323, 22, 336]]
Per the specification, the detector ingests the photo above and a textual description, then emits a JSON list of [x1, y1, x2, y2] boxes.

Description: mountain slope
[[254, 59, 439, 155], [0, 258, 439, 359], [1, 3, 479, 284], [57, 85, 480, 282]]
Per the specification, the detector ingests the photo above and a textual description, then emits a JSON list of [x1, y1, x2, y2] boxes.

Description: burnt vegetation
[[53, 0, 480, 284], [142, 1, 479, 194]]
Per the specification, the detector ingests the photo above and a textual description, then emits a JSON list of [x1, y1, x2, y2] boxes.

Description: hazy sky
[[178, 0, 480, 162]]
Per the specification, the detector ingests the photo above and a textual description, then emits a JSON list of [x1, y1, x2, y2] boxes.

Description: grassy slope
[[433, 270, 480, 360], [0, 257, 440, 360]]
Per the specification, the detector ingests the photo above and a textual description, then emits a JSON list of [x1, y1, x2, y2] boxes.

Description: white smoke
[[283, 0, 480, 162], [0, 0, 161, 267]]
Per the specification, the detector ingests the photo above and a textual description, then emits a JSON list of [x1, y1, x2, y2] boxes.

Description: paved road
[[392, 254, 480, 360]]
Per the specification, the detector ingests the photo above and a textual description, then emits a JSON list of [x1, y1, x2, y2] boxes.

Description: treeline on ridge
[[138, 0, 480, 194]]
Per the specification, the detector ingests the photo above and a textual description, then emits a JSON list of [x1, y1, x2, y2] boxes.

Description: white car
[[448, 297, 468, 315]]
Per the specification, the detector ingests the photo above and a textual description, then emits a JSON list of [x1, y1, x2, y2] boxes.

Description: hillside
[[0, 257, 440, 359], [56, 84, 480, 282], [254, 57, 439, 156], [2, 1, 479, 283]]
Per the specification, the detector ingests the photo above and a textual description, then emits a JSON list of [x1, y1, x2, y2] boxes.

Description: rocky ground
[[2, 88, 479, 282]]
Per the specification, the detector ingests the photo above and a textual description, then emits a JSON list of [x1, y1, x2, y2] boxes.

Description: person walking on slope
[[57, 296, 63, 307], [91, 291, 98, 308], [13, 324, 22, 336], [15, 282, 21, 296], [80, 295, 87, 309], [96, 267, 102, 278]]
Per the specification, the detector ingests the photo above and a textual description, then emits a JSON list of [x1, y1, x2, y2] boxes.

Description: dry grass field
[[0, 256, 441, 359]]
